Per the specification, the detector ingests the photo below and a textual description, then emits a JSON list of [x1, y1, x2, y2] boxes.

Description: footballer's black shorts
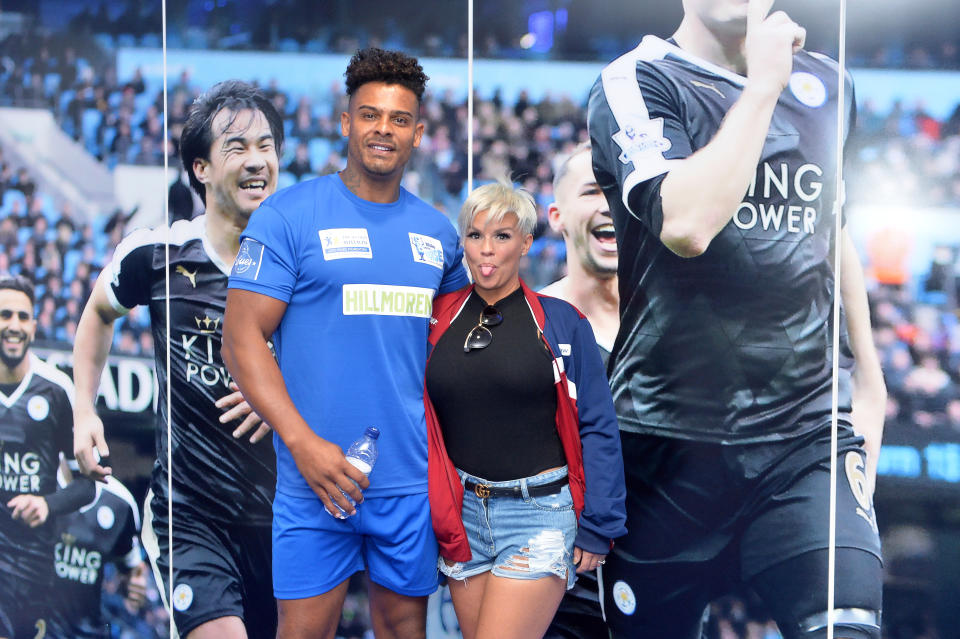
[[0, 570, 50, 639], [602, 427, 882, 639], [545, 571, 609, 639], [143, 492, 276, 639]]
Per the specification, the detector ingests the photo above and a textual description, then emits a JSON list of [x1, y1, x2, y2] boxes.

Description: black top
[[426, 287, 564, 481], [105, 216, 275, 526], [588, 36, 854, 443]]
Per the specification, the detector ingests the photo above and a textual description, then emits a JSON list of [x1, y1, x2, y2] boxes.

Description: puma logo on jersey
[[176, 265, 197, 287], [691, 80, 725, 99]]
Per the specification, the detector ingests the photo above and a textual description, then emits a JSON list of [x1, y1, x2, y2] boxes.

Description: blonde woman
[[425, 181, 626, 639]]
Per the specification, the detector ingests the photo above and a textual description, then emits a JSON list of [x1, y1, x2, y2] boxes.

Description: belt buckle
[[473, 483, 491, 499]]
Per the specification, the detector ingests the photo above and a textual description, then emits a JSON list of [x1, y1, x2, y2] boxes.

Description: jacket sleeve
[[569, 313, 627, 553]]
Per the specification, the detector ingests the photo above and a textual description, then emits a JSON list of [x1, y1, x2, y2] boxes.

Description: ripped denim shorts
[[438, 466, 577, 589]]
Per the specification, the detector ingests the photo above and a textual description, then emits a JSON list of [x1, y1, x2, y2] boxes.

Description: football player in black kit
[[72, 80, 282, 639], [588, 1, 886, 638], [49, 472, 148, 639], [0, 274, 94, 638]]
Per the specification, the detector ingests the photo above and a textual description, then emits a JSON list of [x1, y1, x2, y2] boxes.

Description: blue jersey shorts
[[273, 491, 439, 599]]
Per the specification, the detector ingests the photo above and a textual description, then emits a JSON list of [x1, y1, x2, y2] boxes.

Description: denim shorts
[[438, 466, 577, 589]]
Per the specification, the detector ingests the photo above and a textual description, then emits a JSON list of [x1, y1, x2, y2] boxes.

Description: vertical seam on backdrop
[[161, 2, 175, 637], [828, 2, 848, 638], [467, 0, 474, 194]]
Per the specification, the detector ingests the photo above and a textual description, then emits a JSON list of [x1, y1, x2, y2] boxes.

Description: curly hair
[[344, 48, 428, 102]]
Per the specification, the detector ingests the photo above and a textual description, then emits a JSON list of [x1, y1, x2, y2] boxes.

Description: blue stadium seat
[[58, 89, 75, 115], [44, 73, 61, 97], [17, 227, 33, 247], [82, 108, 103, 155], [1, 189, 27, 216], [92, 33, 115, 50], [277, 171, 296, 190], [277, 38, 300, 52], [308, 138, 332, 169], [134, 90, 155, 119], [102, 125, 117, 151], [63, 249, 82, 283], [38, 194, 57, 224], [116, 34, 137, 48]]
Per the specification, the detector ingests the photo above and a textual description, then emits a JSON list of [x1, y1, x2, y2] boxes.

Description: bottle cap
[[365, 426, 380, 439]]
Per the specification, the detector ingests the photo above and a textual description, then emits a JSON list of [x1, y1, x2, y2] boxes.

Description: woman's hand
[[573, 547, 607, 573]]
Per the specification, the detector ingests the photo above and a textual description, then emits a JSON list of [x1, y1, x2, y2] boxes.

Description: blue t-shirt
[[228, 174, 469, 499]]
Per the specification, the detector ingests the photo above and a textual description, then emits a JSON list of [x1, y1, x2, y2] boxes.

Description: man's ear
[[547, 202, 565, 234], [193, 158, 211, 184]]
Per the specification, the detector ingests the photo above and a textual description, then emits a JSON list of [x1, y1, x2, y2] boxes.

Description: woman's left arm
[[569, 314, 627, 568]]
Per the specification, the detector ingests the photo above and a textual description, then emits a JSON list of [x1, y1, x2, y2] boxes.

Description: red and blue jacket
[[425, 279, 627, 561]]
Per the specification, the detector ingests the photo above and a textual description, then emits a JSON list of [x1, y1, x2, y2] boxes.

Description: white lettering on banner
[[33, 348, 159, 416], [342, 285, 434, 318]]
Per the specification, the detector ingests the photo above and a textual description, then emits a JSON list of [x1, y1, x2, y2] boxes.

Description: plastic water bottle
[[328, 426, 380, 519]]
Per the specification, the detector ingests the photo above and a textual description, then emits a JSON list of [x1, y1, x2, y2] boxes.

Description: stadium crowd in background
[[1, 2, 960, 637]]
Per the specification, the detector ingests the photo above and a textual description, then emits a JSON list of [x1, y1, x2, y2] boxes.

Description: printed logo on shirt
[[1, 450, 41, 493], [789, 72, 828, 108], [559, 344, 572, 357], [233, 238, 265, 280], [55, 534, 102, 584], [175, 265, 198, 287], [319, 228, 373, 260], [27, 395, 49, 421], [173, 583, 194, 611], [97, 505, 115, 529], [612, 580, 637, 615], [342, 284, 433, 318], [408, 233, 444, 269], [612, 117, 671, 166], [690, 79, 725, 99]]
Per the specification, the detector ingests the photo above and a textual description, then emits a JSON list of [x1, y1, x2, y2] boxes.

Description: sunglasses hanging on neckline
[[463, 304, 503, 352]]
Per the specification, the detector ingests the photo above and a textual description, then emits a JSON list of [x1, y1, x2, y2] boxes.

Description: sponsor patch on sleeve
[[232, 238, 265, 280], [318, 228, 373, 260], [612, 117, 671, 166], [408, 233, 444, 269]]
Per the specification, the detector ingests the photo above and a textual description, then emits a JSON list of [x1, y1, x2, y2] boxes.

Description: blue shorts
[[273, 491, 439, 599], [438, 467, 577, 589]]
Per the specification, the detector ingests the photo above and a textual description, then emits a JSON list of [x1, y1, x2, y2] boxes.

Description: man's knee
[[792, 608, 881, 639], [368, 582, 427, 639], [750, 548, 882, 639], [277, 581, 350, 639]]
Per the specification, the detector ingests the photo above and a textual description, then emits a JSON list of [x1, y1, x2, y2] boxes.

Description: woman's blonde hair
[[458, 178, 537, 237]]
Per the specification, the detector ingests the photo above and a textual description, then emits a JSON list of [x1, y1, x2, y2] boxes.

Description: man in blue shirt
[[224, 48, 468, 639]]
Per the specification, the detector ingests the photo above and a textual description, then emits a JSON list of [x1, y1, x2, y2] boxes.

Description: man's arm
[[221, 289, 367, 516], [72, 271, 125, 481], [659, 2, 806, 257], [8, 455, 95, 528], [840, 229, 886, 495]]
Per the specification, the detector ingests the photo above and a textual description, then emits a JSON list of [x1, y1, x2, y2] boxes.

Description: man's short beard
[[0, 335, 30, 371], [584, 255, 618, 279]]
